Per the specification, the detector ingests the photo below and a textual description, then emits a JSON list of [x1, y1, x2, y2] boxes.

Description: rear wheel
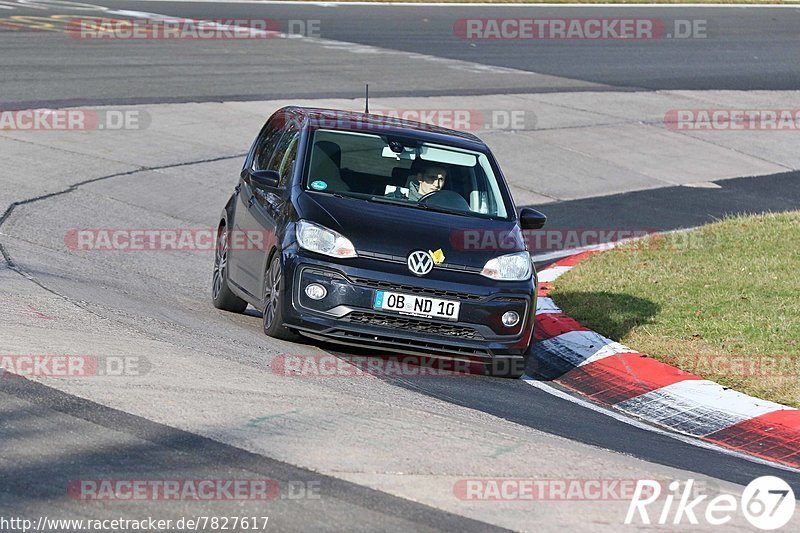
[[212, 225, 248, 313], [262, 253, 300, 341]]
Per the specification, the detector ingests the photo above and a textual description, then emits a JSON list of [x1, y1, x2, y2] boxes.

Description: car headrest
[[392, 167, 413, 185], [309, 146, 350, 191], [314, 141, 341, 167]]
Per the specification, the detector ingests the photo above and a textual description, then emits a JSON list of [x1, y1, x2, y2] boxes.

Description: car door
[[228, 118, 285, 297], [246, 123, 301, 304]]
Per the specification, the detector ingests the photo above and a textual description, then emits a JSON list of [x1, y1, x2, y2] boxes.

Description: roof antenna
[[364, 84, 369, 114]]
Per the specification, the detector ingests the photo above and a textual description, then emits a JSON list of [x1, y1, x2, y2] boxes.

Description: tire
[[262, 252, 301, 341], [485, 355, 527, 378], [212, 225, 248, 313]]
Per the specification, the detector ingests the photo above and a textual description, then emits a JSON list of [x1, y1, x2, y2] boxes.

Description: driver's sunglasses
[[422, 173, 445, 184]]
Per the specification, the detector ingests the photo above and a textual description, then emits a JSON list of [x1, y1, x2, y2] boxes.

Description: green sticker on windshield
[[310, 180, 327, 190]]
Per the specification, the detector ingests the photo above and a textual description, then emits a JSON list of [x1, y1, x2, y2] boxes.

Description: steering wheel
[[418, 190, 471, 211], [418, 190, 438, 202]]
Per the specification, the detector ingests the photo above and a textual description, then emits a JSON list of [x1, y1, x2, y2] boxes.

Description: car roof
[[279, 106, 488, 151]]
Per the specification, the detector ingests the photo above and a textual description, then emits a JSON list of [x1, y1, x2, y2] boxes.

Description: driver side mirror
[[519, 207, 547, 230], [242, 168, 280, 189]]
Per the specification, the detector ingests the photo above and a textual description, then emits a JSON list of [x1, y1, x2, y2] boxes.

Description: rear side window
[[267, 123, 299, 174], [276, 130, 300, 185], [252, 120, 284, 171]]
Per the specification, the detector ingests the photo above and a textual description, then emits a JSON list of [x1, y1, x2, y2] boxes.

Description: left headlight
[[481, 251, 531, 281], [296, 220, 357, 258]]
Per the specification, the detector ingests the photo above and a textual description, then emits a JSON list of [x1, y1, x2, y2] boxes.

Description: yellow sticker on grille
[[429, 248, 445, 265]]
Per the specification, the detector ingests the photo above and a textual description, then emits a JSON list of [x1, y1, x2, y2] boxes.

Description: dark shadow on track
[[522, 171, 800, 234]]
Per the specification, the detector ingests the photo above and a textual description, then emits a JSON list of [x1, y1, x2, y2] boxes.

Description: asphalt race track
[[2, 1, 800, 531], [3, 1, 800, 107]]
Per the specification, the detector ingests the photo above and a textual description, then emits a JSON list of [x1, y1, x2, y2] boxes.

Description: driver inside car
[[389, 164, 447, 201], [416, 165, 447, 199]]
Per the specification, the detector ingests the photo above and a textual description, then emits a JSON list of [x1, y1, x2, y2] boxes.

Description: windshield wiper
[[368, 195, 413, 206], [416, 204, 470, 217]]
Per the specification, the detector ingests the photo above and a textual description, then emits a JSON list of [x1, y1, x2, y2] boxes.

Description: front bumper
[[281, 252, 536, 361]]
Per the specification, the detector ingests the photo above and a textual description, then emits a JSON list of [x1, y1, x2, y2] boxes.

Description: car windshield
[[304, 129, 511, 219]]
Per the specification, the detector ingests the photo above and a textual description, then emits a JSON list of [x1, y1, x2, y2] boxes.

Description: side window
[[266, 124, 299, 174], [252, 119, 284, 171], [276, 132, 299, 185]]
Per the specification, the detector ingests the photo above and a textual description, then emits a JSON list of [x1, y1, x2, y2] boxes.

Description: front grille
[[346, 311, 483, 340], [357, 250, 482, 274], [349, 277, 483, 301]]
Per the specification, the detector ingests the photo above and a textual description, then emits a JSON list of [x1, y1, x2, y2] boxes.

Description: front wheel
[[262, 253, 300, 341], [212, 226, 247, 313]]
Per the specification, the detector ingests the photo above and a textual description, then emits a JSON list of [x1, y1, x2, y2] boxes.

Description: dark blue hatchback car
[[212, 106, 546, 377]]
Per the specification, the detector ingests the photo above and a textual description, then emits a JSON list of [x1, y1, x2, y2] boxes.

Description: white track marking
[[534, 296, 561, 315], [523, 377, 800, 475], [536, 265, 573, 283], [615, 379, 795, 437], [536, 329, 637, 367]]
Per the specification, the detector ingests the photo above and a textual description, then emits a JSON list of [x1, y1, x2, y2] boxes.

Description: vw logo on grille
[[407, 250, 434, 276]]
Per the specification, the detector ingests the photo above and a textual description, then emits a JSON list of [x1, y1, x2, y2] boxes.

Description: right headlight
[[481, 251, 531, 281], [295, 220, 357, 258]]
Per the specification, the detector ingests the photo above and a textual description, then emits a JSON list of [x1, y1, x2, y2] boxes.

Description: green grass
[[551, 211, 800, 408]]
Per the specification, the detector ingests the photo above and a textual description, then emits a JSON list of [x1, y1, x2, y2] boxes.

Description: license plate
[[373, 290, 460, 321]]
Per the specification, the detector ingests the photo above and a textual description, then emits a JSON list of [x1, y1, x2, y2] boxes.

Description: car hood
[[296, 191, 526, 268]]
